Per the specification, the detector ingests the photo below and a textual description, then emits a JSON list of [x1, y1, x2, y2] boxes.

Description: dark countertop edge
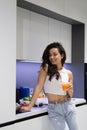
[[76, 102, 87, 107], [0, 102, 87, 128]]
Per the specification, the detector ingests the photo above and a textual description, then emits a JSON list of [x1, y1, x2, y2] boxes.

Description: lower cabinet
[[1, 105, 87, 130], [0, 124, 15, 130], [14, 116, 55, 130], [76, 105, 87, 130]]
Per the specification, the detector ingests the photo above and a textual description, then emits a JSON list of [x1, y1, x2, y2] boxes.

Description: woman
[[20, 42, 78, 130]]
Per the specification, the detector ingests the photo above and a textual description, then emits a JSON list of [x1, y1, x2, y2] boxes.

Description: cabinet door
[[15, 115, 69, 130], [15, 116, 54, 130], [0, 125, 15, 130], [25, 11, 49, 61], [17, 7, 48, 61], [76, 105, 87, 130], [49, 18, 71, 63]]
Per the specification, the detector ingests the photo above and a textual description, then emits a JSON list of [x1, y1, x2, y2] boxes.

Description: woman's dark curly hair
[[41, 42, 66, 81]]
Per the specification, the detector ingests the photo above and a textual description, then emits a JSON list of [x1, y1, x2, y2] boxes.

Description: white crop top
[[44, 67, 69, 95]]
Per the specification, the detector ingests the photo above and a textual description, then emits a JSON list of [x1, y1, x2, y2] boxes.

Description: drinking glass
[[61, 82, 69, 91]]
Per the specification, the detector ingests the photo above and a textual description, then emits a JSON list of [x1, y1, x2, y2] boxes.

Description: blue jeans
[[48, 100, 78, 130]]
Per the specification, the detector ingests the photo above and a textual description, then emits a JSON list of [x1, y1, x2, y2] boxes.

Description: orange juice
[[62, 83, 69, 90]]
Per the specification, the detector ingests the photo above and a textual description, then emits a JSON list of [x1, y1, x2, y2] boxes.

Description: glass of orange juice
[[62, 82, 69, 91]]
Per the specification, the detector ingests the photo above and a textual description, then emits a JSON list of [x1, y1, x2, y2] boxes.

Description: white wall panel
[[0, 0, 16, 123]]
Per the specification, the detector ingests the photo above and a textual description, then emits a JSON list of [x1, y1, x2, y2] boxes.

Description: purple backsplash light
[[64, 63, 84, 98], [16, 61, 41, 88], [16, 61, 84, 98]]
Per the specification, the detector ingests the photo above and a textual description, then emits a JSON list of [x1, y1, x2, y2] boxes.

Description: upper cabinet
[[17, 7, 49, 61], [17, 0, 84, 63], [17, 7, 71, 62]]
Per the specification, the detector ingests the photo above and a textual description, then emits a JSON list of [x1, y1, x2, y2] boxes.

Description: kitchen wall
[[16, 61, 84, 99]]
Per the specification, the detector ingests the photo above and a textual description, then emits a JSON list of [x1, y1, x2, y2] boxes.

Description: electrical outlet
[[30, 88, 33, 94]]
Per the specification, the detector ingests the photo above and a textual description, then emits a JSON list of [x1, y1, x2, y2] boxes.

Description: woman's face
[[49, 48, 63, 66]]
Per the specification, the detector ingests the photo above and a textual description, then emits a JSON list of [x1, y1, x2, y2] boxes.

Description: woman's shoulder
[[64, 67, 73, 76], [40, 63, 48, 73]]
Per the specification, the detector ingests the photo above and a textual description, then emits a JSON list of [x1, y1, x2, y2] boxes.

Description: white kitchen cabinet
[[14, 105, 87, 130], [1, 104, 87, 130], [10, 115, 68, 130], [17, 7, 72, 62], [15, 116, 55, 130], [76, 105, 87, 130], [48, 18, 71, 63], [26, 11, 49, 61], [0, 124, 15, 130], [17, 7, 49, 61], [0, 116, 68, 130]]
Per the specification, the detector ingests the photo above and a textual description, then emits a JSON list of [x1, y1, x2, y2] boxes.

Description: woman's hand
[[20, 105, 31, 112], [67, 82, 73, 98]]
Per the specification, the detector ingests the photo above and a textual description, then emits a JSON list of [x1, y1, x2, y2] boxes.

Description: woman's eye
[[49, 54, 58, 57], [53, 53, 58, 56]]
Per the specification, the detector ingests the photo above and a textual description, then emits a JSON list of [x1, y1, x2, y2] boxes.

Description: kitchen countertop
[[16, 98, 86, 120]]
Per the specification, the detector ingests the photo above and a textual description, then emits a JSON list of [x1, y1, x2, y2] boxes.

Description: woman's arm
[[67, 70, 74, 98], [20, 65, 48, 112]]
